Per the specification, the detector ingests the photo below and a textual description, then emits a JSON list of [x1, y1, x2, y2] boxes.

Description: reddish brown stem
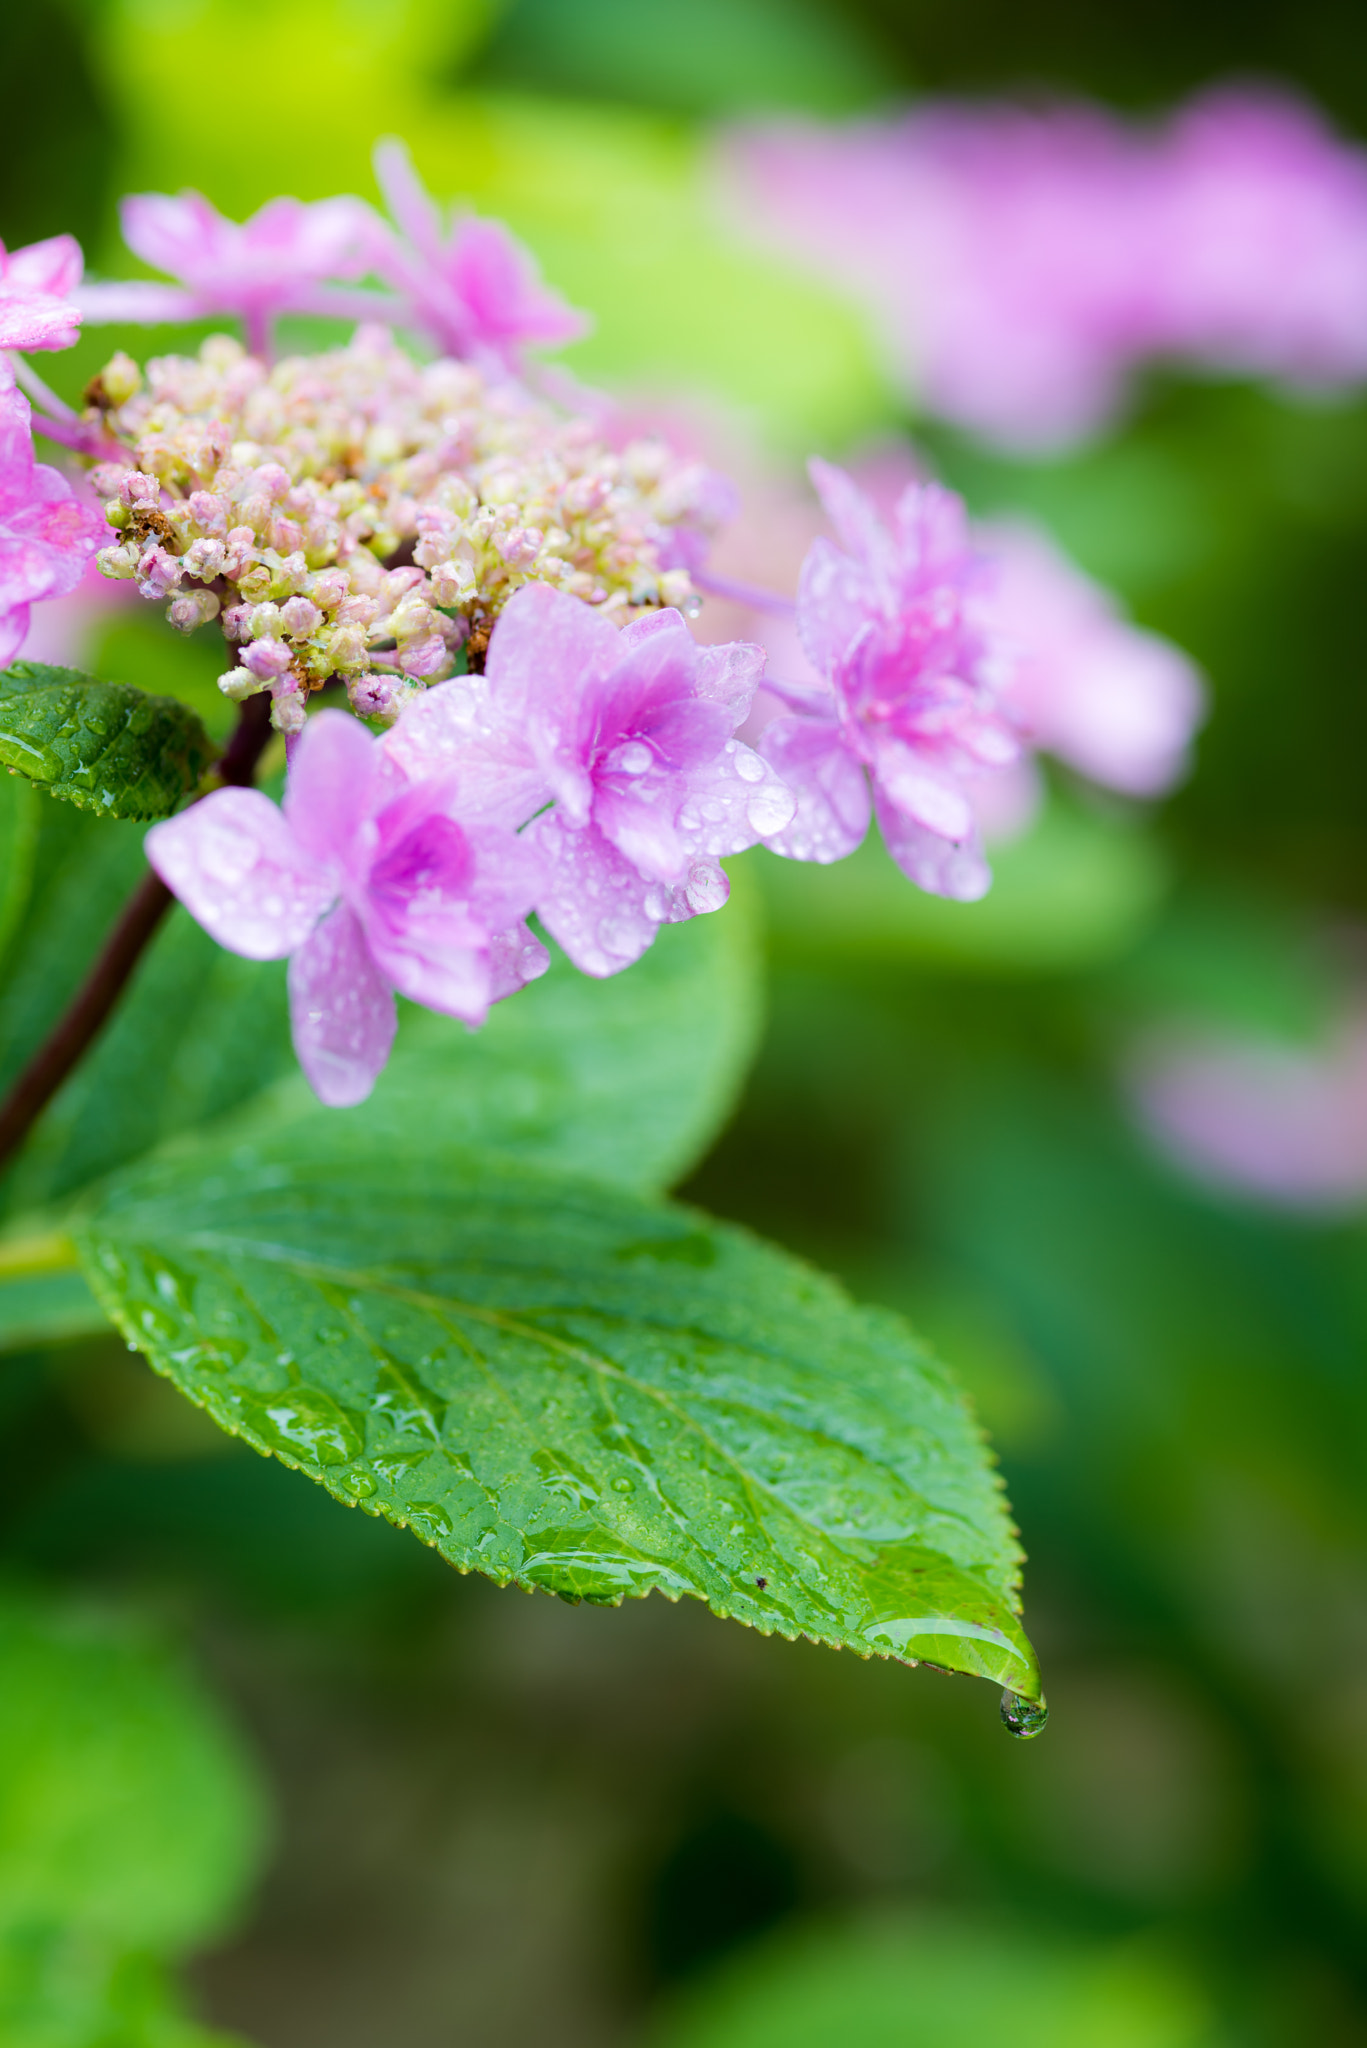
[[0, 692, 274, 1175]]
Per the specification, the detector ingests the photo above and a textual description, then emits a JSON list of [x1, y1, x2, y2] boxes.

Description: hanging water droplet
[[1000, 1689, 1049, 1739]]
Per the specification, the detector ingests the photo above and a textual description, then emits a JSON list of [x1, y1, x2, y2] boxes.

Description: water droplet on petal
[[734, 748, 765, 783], [746, 784, 795, 835]]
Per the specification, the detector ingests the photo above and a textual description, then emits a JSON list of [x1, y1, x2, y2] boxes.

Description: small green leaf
[[74, 1128, 1041, 1701], [0, 662, 218, 820]]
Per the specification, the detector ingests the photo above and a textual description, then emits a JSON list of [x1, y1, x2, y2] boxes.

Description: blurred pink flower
[[0, 234, 85, 352], [76, 191, 377, 356], [985, 518, 1205, 796], [369, 141, 589, 371], [146, 709, 547, 1106], [386, 582, 793, 976], [719, 87, 1367, 450], [0, 385, 108, 665], [1153, 88, 1367, 384], [1129, 1013, 1367, 1210], [760, 459, 1016, 899]]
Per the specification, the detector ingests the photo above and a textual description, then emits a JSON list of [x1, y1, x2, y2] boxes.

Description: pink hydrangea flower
[[1152, 88, 1367, 386], [985, 518, 1205, 797], [369, 141, 589, 371], [720, 88, 1367, 450], [386, 582, 794, 976], [1129, 1012, 1367, 1211], [76, 191, 377, 357], [0, 384, 109, 665], [757, 459, 1016, 900], [146, 710, 548, 1106], [0, 234, 86, 352]]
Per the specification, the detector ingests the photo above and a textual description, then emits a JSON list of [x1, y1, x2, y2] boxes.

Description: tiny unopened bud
[[120, 472, 161, 510], [280, 595, 323, 639], [218, 666, 265, 701], [183, 536, 226, 580], [499, 525, 543, 568], [241, 636, 295, 680], [186, 491, 228, 537], [89, 463, 133, 499], [167, 589, 222, 633], [349, 672, 424, 722], [95, 543, 139, 581]]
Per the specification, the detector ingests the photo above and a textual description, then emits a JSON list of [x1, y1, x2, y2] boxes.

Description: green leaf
[[0, 1588, 266, 1951], [260, 873, 764, 1197], [73, 1127, 1041, 1701], [0, 663, 218, 820]]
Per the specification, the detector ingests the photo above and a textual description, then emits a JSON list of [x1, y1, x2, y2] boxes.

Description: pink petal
[[288, 902, 397, 1107], [383, 675, 547, 829], [0, 292, 80, 352], [7, 234, 83, 297], [759, 714, 871, 862], [486, 578, 620, 728], [872, 741, 975, 841], [283, 708, 380, 872], [146, 787, 333, 959], [487, 921, 551, 1003], [530, 814, 673, 977], [808, 456, 889, 565], [593, 785, 687, 882], [874, 783, 991, 901], [72, 281, 200, 325], [797, 536, 876, 676], [373, 140, 447, 267], [692, 637, 767, 721], [120, 191, 226, 285]]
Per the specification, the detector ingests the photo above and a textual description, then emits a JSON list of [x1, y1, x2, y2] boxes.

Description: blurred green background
[[6, 0, 1367, 2042]]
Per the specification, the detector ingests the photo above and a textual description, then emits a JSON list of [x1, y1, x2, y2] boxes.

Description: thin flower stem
[[0, 692, 274, 1175], [26, 406, 125, 463], [692, 567, 798, 617]]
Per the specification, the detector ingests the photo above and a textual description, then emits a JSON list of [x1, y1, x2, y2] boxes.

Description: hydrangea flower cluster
[[0, 149, 1209, 1107], [89, 327, 718, 732], [722, 86, 1367, 450]]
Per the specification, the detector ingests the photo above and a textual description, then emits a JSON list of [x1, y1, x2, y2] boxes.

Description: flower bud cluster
[[90, 329, 721, 732]]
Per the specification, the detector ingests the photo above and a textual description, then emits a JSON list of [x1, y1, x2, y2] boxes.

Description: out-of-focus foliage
[[0, 1585, 263, 2047], [649, 1913, 1214, 2048]]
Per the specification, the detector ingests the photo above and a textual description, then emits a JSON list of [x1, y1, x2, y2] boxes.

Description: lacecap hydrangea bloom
[[0, 153, 1204, 1111], [89, 326, 722, 732]]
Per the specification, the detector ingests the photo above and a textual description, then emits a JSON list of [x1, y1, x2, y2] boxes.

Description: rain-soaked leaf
[[74, 1125, 1041, 1702], [0, 662, 218, 820]]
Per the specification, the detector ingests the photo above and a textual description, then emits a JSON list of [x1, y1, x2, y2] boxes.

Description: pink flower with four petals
[[146, 711, 548, 1107], [386, 583, 795, 976]]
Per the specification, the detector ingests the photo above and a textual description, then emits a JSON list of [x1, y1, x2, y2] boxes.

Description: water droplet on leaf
[[1000, 1689, 1049, 1739]]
